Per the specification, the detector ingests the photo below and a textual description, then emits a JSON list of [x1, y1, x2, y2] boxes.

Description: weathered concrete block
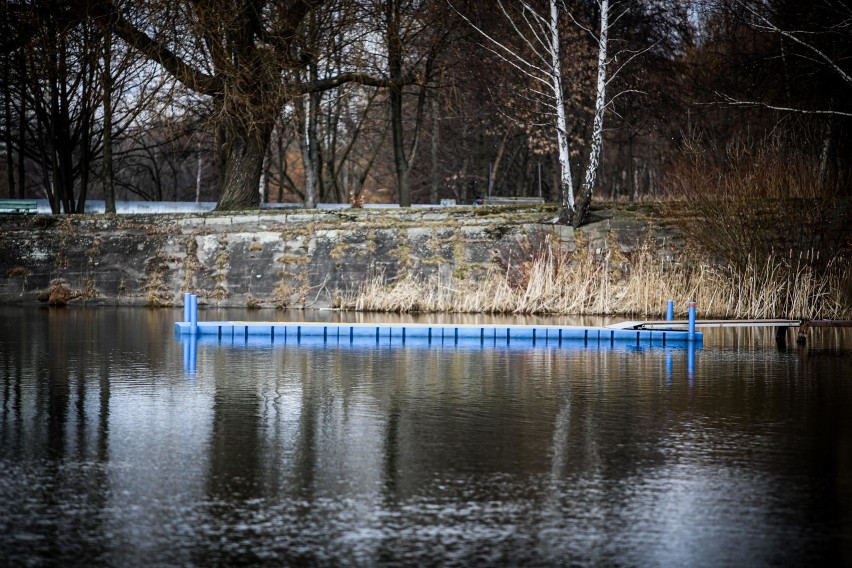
[[465, 241, 497, 264]]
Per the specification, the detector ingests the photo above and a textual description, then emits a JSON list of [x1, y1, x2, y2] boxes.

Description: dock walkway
[[608, 318, 852, 347], [174, 320, 701, 346], [607, 319, 799, 330]]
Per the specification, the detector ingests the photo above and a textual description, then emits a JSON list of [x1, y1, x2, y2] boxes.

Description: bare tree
[[455, 0, 638, 226], [86, 0, 425, 210]]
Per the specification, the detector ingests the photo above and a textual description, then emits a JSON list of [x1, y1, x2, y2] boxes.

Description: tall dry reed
[[339, 237, 851, 319]]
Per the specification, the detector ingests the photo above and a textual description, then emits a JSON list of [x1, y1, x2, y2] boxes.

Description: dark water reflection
[[1, 307, 851, 566]]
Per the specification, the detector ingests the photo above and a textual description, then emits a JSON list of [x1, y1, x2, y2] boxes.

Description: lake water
[[1, 307, 851, 566]]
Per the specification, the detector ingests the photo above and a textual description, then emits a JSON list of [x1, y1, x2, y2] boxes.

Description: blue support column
[[189, 294, 198, 335], [688, 301, 697, 341], [184, 292, 192, 323], [666, 299, 674, 322]]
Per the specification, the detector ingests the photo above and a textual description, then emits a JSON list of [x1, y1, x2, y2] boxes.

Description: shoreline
[[1, 200, 849, 319]]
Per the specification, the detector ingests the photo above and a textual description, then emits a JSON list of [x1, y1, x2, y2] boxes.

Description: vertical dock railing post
[[189, 293, 198, 335], [183, 292, 192, 323], [666, 299, 674, 322], [688, 301, 697, 341]]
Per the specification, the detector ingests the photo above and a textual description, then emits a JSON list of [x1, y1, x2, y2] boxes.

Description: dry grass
[[37, 278, 99, 306], [339, 237, 851, 320]]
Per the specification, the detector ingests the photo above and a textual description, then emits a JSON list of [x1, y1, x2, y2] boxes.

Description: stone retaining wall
[[0, 204, 693, 308]]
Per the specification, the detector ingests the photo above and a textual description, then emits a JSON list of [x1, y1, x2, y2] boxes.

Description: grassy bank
[[338, 236, 851, 319]]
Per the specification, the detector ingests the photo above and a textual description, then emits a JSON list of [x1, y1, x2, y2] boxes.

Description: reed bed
[[339, 238, 851, 320]]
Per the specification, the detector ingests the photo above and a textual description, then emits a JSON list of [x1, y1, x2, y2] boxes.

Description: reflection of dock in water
[[176, 294, 704, 374], [176, 294, 850, 372]]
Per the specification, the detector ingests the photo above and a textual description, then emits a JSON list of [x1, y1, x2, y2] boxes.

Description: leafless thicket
[[0, 0, 848, 217]]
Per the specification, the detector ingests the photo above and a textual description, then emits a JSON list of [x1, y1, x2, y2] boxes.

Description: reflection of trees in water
[[206, 348, 263, 500], [550, 393, 572, 479], [293, 352, 317, 499], [0, 308, 114, 561]]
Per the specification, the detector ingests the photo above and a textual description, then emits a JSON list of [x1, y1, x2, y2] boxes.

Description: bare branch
[[605, 41, 659, 87], [498, 0, 551, 68], [89, 0, 221, 96], [738, 0, 852, 87], [480, 43, 553, 89], [448, 0, 553, 78], [715, 92, 852, 117], [292, 70, 418, 95]]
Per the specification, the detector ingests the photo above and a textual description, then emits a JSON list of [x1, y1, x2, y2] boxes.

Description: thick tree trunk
[[216, 121, 273, 210]]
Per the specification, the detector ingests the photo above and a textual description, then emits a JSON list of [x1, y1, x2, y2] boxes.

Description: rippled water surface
[[1, 307, 851, 566]]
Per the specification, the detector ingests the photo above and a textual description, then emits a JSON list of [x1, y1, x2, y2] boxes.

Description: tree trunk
[[325, 88, 342, 203], [550, 0, 575, 224], [17, 51, 26, 199], [216, 120, 273, 210], [818, 117, 832, 186], [387, 0, 410, 207], [276, 128, 286, 203], [3, 58, 15, 198], [429, 92, 440, 204], [297, 93, 318, 208], [571, 0, 609, 228], [215, 122, 226, 198], [458, 155, 469, 204], [259, 146, 270, 204], [390, 89, 409, 207], [489, 128, 512, 197], [102, 30, 116, 214], [195, 147, 202, 203], [308, 89, 321, 204], [628, 136, 636, 201]]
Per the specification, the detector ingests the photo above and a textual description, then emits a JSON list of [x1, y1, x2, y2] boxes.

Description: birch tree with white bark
[[456, 0, 624, 227]]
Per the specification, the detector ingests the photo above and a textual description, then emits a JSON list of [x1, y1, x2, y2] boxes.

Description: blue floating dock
[[174, 320, 701, 346], [175, 295, 702, 347]]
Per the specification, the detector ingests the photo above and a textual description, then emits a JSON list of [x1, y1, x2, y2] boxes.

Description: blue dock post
[[688, 301, 697, 341], [183, 292, 191, 323], [189, 294, 198, 335], [666, 299, 674, 322]]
